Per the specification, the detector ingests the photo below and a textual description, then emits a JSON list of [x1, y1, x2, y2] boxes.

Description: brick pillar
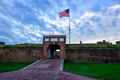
[[59, 43, 65, 59], [43, 43, 49, 59]]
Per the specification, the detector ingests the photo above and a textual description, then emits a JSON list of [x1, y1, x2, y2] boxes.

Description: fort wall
[[66, 48, 120, 63], [0, 45, 120, 63], [0, 47, 43, 63]]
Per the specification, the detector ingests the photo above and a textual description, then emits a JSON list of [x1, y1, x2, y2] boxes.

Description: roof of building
[[43, 35, 66, 38]]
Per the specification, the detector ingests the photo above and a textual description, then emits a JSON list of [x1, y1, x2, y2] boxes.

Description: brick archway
[[43, 35, 66, 59], [47, 44, 59, 58]]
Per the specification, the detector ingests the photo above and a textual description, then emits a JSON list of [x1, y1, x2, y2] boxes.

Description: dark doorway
[[48, 44, 60, 59]]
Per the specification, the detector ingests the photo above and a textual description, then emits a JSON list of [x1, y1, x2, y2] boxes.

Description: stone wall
[[0, 47, 43, 63], [65, 48, 120, 63], [0, 45, 120, 63]]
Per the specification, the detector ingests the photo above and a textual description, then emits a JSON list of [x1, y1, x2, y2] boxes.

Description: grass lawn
[[64, 62, 120, 80], [0, 63, 31, 73]]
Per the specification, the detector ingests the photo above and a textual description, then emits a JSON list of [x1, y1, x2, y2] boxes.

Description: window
[[51, 38, 58, 42], [59, 38, 64, 42], [45, 38, 49, 42]]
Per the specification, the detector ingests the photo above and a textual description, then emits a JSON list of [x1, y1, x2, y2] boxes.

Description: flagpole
[[59, 9, 70, 44], [68, 13, 71, 44]]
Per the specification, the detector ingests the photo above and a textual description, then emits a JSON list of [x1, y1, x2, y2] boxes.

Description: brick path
[[58, 72, 96, 80], [0, 59, 96, 80]]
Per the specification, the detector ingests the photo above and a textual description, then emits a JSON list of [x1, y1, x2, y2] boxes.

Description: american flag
[[59, 9, 70, 17]]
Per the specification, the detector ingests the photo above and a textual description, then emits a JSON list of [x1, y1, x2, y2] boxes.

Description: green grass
[[0, 44, 42, 48], [64, 62, 120, 80], [0, 63, 31, 73], [1, 44, 120, 49]]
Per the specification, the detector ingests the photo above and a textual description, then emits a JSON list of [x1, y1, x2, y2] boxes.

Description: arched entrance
[[48, 44, 61, 59], [43, 35, 66, 59]]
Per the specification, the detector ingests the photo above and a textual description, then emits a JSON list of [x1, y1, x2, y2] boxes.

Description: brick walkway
[[58, 72, 96, 80], [0, 59, 96, 80]]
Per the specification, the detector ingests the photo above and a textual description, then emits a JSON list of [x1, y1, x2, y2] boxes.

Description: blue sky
[[0, 0, 120, 44]]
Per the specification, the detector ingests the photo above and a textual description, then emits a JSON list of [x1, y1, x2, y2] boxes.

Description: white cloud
[[80, 11, 98, 20], [35, 4, 120, 44], [70, 4, 120, 43], [108, 4, 120, 10], [0, 1, 120, 44]]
